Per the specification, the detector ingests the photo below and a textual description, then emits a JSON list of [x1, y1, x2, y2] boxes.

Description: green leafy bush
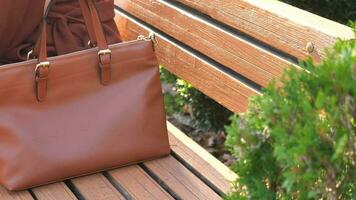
[[160, 67, 232, 131], [281, 0, 356, 24], [225, 39, 356, 199], [180, 82, 232, 131], [160, 67, 186, 114], [160, 1, 353, 132]]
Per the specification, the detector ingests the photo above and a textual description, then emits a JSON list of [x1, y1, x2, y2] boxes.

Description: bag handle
[[38, 0, 109, 60], [30, 0, 99, 60], [35, 0, 112, 102]]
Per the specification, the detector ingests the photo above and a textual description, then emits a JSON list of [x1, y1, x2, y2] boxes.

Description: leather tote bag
[[0, 0, 170, 191]]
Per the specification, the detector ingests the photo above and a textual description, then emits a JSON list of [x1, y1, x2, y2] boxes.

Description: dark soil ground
[[167, 114, 236, 166]]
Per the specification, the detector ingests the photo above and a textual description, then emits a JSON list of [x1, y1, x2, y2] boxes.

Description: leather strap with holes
[[35, 0, 111, 101]]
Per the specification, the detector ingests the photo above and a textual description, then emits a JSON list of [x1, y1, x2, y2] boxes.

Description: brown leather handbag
[[0, 0, 170, 191]]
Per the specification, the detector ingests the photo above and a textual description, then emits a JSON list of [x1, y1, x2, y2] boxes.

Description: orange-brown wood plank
[[144, 155, 222, 200], [0, 186, 33, 200], [71, 174, 125, 200], [109, 165, 174, 200], [176, 0, 354, 61], [115, 12, 260, 113], [32, 182, 77, 200], [115, 0, 293, 87], [167, 122, 237, 194]]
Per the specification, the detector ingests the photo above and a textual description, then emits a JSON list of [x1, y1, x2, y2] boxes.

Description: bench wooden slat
[[115, 12, 260, 113], [71, 174, 125, 200], [167, 122, 237, 194], [177, 0, 354, 60], [0, 186, 33, 200], [1, 121, 236, 199], [143, 155, 222, 200], [114, 0, 294, 87], [109, 165, 174, 200], [32, 182, 77, 200]]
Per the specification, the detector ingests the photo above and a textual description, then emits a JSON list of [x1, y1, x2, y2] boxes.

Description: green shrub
[[160, 1, 353, 132], [160, 67, 186, 114], [179, 81, 233, 131], [160, 67, 232, 131], [225, 39, 356, 199], [281, 0, 356, 24]]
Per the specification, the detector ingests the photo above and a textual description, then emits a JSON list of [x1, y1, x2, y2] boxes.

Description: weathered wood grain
[[71, 174, 125, 200], [144, 156, 222, 200], [115, 11, 260, 113], [1, 121, 238, 199], [109, 165, 173, 200], [114, 0, 295, 87], [32, 182, 77, 200], [167, 122, 237, 194], [0, 186, 33, 200], [176, 0, 354, 60]]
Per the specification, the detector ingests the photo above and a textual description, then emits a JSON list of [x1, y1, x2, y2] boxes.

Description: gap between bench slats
[[175, 0, 354, 60], [32, 182, 78, 200], [167, 122, 237, 194], [1, 123, 229, 200], [29, 158, 223, 200], [115, 11, 260, 113], [108, 165, 173, 200], [115, 0, 292, 86], [114, 0, 295, 88], [142, 155, 221, 200], [179, 0, 354, 59], [0, 186, 34, 200], [69, 173, 126, 200]]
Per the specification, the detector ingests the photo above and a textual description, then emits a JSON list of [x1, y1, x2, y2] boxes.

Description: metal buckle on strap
[[27, 50, 34, 60], [34, 61, 50, 102], [97, 49, 111, 85], [98, 49, 112, 65], [98, 49, 111, 57], [88, 40, 97, 47], [35, 61, 50, 73]]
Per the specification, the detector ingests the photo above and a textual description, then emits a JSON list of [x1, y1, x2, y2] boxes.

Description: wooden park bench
[[1, 0, 353, 199]]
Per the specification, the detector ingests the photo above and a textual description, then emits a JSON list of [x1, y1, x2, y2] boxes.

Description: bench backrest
[[114, 0, 354, 113]]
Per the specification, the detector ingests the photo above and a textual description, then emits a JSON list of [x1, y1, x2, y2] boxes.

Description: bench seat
[[0, 122, 236, 200]]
